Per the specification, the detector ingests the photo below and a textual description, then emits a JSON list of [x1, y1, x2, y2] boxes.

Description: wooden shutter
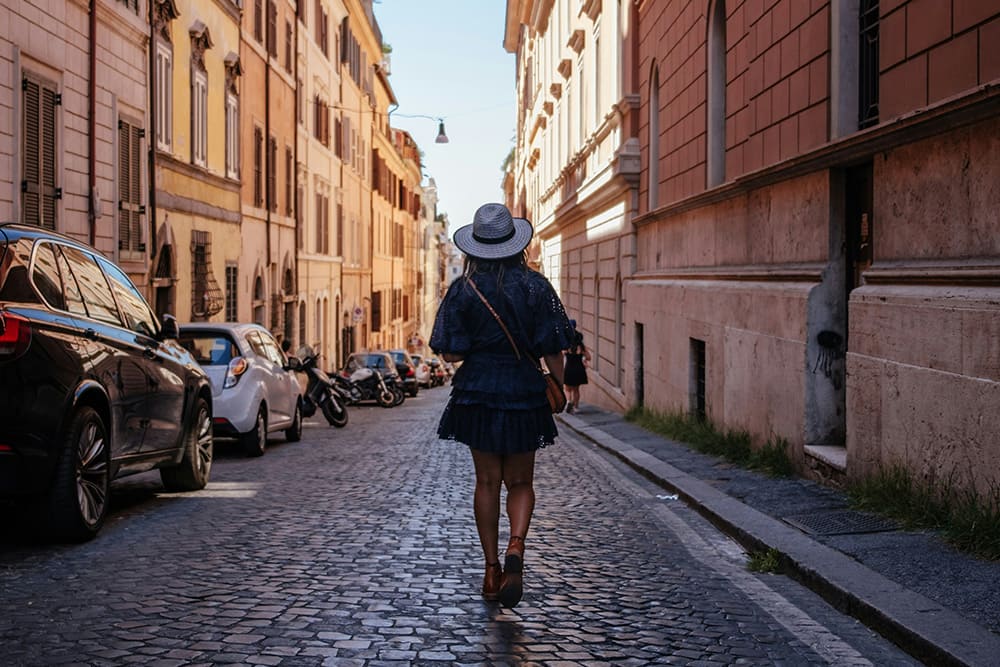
[[118, 119, 143, 251], [22, 76, 58, 230]]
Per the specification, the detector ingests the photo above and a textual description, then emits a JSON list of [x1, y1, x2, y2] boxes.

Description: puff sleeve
[[526, 272, 574, 356], [430, 279, 472, 356]]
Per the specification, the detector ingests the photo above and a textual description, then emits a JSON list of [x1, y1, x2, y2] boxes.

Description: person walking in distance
[[562, 321, 591, 414], [430, 202, 573, 608]]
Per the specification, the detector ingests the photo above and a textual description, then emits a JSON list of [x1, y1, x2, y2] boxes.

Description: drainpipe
[[88, 1, 97, 246], [293, 17, 299, 296], [265, 42, 272, 267], [147, 0, 157, 261]]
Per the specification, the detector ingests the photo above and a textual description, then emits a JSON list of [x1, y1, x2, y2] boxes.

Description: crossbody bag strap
[[467, 276, 541, 371]]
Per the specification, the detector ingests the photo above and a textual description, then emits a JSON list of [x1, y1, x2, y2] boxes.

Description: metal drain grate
[[782, 510, 898, 536]]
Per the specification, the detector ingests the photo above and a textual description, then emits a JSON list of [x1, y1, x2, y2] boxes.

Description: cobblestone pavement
[[1, 389, 919, 666]]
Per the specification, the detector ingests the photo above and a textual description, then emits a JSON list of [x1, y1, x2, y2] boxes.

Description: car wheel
[[409, 385, 419, 398], [161, 397, 213, 491], [241, 405, 267, 457], [45, 406, 110, 541], [284, 401, 303, 442]]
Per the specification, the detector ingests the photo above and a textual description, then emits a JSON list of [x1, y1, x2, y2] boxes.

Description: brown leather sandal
[[498, 536, 525, 608], [482, 561, 502, 601]]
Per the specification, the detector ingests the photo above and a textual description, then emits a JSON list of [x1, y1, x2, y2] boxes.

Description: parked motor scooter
[[334, 367, 398, 407], [293, 346, 349, 427]]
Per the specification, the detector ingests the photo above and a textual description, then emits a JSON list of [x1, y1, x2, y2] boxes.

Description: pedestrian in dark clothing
[[430, 202, 573, 608], [563, 321, 590, 413]]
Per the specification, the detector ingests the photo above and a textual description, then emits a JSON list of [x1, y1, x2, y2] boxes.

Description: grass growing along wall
[[848, 466, 1000, 561], [624, 406, 794, 478]]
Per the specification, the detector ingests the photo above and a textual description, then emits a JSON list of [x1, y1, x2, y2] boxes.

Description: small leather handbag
[[467, 277, 567, 414]]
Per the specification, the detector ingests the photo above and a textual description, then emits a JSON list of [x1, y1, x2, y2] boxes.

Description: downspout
[[293, 16, 299, 297], [265, 40, 272, 267], [148, 0, 158, 261], [88, 1, 98, 245]]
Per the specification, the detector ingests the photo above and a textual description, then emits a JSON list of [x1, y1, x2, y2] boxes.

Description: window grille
[[225, 265, 238, 321], [190, 230, 224, 320], [859, 0, 880, 129], [690, 338, 706, 421]]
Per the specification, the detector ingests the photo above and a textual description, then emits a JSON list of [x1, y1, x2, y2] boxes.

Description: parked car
[[387, 348, 419, 397], [0, 223, 214, 540], [178, 323, 302, 456], [410, 354, 431, 387]]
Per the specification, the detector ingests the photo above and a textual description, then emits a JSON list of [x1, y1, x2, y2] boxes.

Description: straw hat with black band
[[453, 203, 533, 260]]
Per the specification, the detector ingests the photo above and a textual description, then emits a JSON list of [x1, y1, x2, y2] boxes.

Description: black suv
[[0, 223, 214, 540], [387, 349, 419, 397]]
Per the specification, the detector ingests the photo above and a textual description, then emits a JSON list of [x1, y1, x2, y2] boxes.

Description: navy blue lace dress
[[430, 264, 574, 454]]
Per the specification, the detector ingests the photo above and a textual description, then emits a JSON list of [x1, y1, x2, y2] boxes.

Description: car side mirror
[[160, 313, 179, 340], [284, 356, 302, 371]]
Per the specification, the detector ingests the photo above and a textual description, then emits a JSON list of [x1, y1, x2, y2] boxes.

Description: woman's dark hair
[[463, 251, 528, 290]]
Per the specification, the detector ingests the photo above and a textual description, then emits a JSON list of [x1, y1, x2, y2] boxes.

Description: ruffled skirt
[[438, 400, 558, 454]]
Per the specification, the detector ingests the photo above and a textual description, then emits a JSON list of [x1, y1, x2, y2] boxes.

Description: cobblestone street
[[1, 389, 917, 665]]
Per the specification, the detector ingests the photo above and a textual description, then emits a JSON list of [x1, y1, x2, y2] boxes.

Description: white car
[[178, 323, 302, 456], [411, 354, 432, 387]]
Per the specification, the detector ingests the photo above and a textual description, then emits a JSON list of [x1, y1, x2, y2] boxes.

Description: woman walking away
[[562, 322, 591, 413], [431, 202, 573, 609]]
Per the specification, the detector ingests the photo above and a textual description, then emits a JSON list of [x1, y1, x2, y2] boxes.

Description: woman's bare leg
[[470, 449, 503, 564], [501, 450, 536, 544]]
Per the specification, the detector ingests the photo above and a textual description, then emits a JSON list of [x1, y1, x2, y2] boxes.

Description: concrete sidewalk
[[557, 405, 1000, 667]]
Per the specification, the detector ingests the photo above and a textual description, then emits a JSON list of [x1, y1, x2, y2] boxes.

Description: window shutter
[[21, 78, 41, 227]]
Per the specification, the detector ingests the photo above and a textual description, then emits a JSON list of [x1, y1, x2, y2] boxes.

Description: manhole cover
[[782, 510, 898, 536]]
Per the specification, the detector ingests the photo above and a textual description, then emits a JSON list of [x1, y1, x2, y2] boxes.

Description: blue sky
[[372, 1, 515, 237]]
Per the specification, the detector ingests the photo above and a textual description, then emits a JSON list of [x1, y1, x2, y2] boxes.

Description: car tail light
[[224, 356, 248, 388], [0, 311, 31, 361], [406, 367, 414, 377]]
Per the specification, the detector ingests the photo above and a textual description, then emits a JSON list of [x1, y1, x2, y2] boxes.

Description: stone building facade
[[508, 0, 1000, 499], [505, 0, 640, 412]]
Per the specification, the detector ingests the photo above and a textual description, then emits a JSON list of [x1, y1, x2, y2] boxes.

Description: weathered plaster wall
[[848, 116, 1000, 497]]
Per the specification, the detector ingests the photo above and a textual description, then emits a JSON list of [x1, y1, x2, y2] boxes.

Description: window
[[32, 242, 67, 310], [285, 21, 293, 72], [60, 246, 122, 326], [253, 127, 264, 206], [225, 265, 238, 322], [285, 147, 293, 215], [253, 275, 266, 325], [268, 135, 278, 212], [99, 258, 158, 337], [314, 192, 329, 253], [225, 93, 239, 179], [336, 203, 343, 256], [296, 184, 305, 248], [191, 230, 223, 320], [118, 118, 144, 253], [690, 338, 707, 421], [593, 22, 601, 128], [267, 0, 278, 57], [859, 0, 879, 128], [155, 42, 173, 150], [706, 0, 726, 186], [191, 69, 208, 167], [254, 0, 263, 42], [371, 291, 381, 332], [21, 74, 59, 230], [648, 64, 660, 210]]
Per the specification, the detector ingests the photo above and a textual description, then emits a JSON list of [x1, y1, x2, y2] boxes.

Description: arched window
[[707, 0, 727, 187], [252, 275, 266, 325], [648, 64, 660, 210]]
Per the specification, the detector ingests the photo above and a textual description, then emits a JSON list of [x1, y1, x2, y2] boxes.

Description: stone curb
[[558, 413, 1000, 667]]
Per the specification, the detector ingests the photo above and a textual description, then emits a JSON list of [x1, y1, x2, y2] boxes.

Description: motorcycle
[[293, 346, 349, 427], [334, 367, 399, 408]]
